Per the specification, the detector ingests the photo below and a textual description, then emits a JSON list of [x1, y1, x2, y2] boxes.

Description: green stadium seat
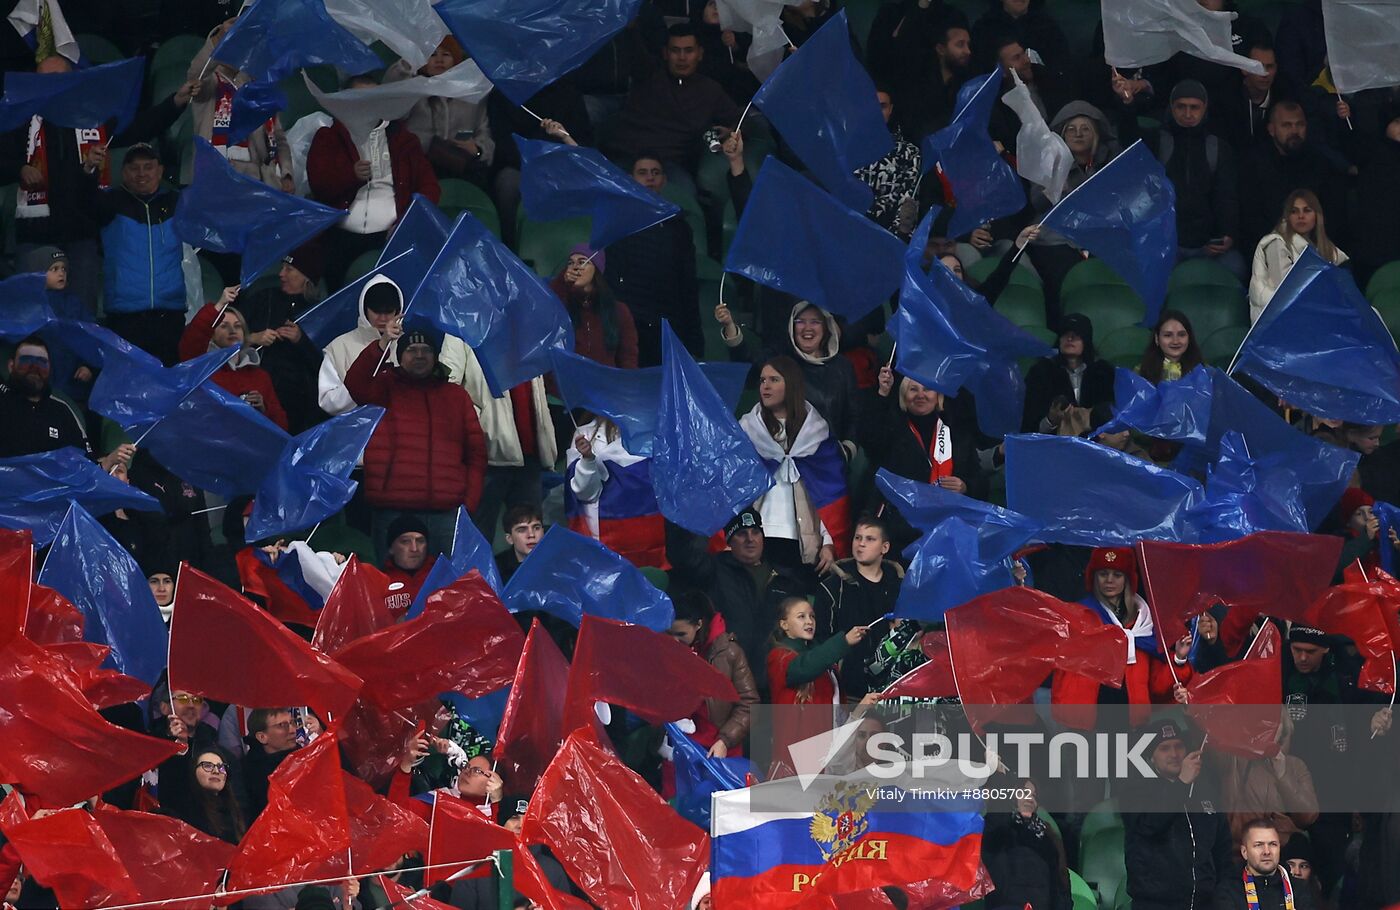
[[1168, 286, 1249, 341], [1061, 258, 1131, 302], [76, 33, 122, 65], [517, 211, 590, 278], [151, 62, 190, 106], [1202, 325, 1249, 368], [344, 248, 384, 287], [967, 255, 1043, 290], [1097, 325, 1151, 368], [996, 284, 1048, 330], [1080, 827, 1127, 910], [1114, 877, 1133, 910], [1078, 799, 1122, 852], [198, 255, 224, 305], [1168, 257, 1243, 292], [437, 178, 501, 237], [1070, 870, 1098, 910], [152, 34, 206, 75], [1366, 261, 1400, 303], [1062, 285, 1146, 336], [844, 0, 883, 51]]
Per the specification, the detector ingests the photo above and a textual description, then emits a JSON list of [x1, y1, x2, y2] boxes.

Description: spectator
[[1216, 712, 1319, 849], [812, 516, 903, 699], [186, 18, 293, 190], [171, 746, 248, 845], [381, 514, 435, 618], [1273, 0, 1326, 91], [987, 36, 1078, 152], [1214, 39, 1300, 153], [1238, 102, 1348, 255], [343, 321, 487, 557], [737, 356, 846, 574], [385, 38, 494, 184], [488, 89, 592, 248], [232, 244, 327, 433], [0, 335, 95, 460], [980, 779, 1072, 910], [893, 11, 973, 140], [244, 707, 298, 817], [866, 0, 951, 96], [179, 301, 290, 430], [494, 503, 543, 586], [689, 0, 760, 105], [319, 275, 402, 416], [603, 155, 702, 365], [78, 143, 186, 367], [1248, 190, 1348, 322], [855, 88, 922, 239], [971, 0, 1068, 72], [1281, 836, 1330, 910], [1213, 819, 1316, 909], [147, 563, 176, 623], [1137, 309, 1203, 385], [307, 75, 441, 289], [569, 4, 666, 132], [1021, 313, 1115, 434], [1349, 105, 1400, 291], [19, 245, 80, 319], [666, 590, 759, 758], [566, 418, 666, 569], [550, 246, 639, 369]]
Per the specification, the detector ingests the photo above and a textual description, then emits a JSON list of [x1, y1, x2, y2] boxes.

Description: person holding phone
[[384, 37, 496, 180]]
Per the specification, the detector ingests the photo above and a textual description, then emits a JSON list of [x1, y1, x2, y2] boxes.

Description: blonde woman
[[1248, 190, 1349, 322]]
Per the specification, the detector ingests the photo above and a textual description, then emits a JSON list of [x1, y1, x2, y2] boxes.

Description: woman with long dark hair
[[175, 746, 246, 845], [1136, 309, 1203, 385], [549, 245, 639, 369]]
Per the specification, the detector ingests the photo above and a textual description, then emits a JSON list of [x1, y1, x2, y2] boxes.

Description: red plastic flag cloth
[[878, 631, 955, 700], [377, 873, 458, 910], [521, 729, 709, 910], [169, 564, 363, 719], [1306, 562, 1400, 693], [343, 772, 428, 873], [227, 732, 352, 895], [92, 805, 239, 910], [2, 807, 141, 908], [945, 588, 1127, 732], [337, 697, 441, 791], [425, 794, 514, 886], [0, 528, 32, 648], [512, 841, 593, 910], [1187, 622, 1283, 758], [494, 619, 571, 793], [333, 571, 525, 711], [562, 614, 741, 735], [236, 545, 319, 628], [25, 582, 85, 645], [1138, 532, 1341, 653], [0, 636, 181, 805], [43, 641, 150, 709], [312, 555, 393, 654]]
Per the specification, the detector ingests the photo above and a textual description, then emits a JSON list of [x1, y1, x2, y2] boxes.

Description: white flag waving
[[304, 59, 493, 144], [323, 0, 449, 71], [1322, 0, 1400, 94], [8, 0, 78, 64], [1101, 0, 1266, 75], [717, 0, 802, 81], [1002, 70, 1073, 203]]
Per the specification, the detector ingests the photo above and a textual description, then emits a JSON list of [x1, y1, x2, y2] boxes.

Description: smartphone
[[454, 129, 475, 141]]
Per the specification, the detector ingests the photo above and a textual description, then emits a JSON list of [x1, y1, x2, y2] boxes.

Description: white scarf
[[738, 402, 832, 484], [1096, 593, 1154, 665]]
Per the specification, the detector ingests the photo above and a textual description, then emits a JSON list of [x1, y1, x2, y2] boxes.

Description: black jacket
[[605, 217, 700, 350], [1212, 868, 1315, 910], [0, 383, 90, 457], [1238, 141, 1348, 253], [970, 0, 1069, 70], [1021, 355, 1116, 433], [813, 558, 903, 697], [237, 287, 325, 434], [1123, 776, 1233, 907], [1121, 114, 1239, 248], [982, 812, 1072, 910]]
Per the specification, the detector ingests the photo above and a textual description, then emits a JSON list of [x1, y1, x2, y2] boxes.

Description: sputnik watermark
[[853, 731, 1158, 781]]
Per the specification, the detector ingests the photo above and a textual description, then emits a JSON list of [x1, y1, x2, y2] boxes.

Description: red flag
[[878, 631, 956, 700], [25, 583, 85, 645], [426, 794, 514, 886], [0, 529, 32, 648], [945, 588, 1127, 731], [521, 730, 709, 910], [512, 841, 593, 910], [1138, 532, 1341, 652], [1187, 624, 1283, 758], [494, 619, 570, 793], [0, 636, 181, 805], [0, 789, 28, 829], [43, 641, 151, 709], [337, 697, 441, 791], [92, 805, 238, 910], [377, 873, 458, 910], [312, 556, 393, 654], [227, 732, 352, 893], [343, 772, 428, 873], [169, 564, 362, 719], [236, 546, 320, 627], [1306, 563, 1400, 694], [563, 615, 741, 735], [2, 807, 140, 908], [333, 572, 525, 710]]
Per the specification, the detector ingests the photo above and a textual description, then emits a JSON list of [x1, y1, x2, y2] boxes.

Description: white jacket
[[440, 336, 557, 468], [317, 274, 400, 415], [1249, 231, 1348, 323], [566, 420, 646, 538]]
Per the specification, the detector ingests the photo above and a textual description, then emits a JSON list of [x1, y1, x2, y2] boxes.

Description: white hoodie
[[317, 274, 401, 415]]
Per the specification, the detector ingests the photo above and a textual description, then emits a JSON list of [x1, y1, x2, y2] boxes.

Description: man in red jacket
[[345, 320, 486, 562], [382, 513, 436, 618]]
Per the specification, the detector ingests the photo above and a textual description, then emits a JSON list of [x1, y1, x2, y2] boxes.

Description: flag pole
[[1136, 541, 1182, 688], [1015, 138, 1146, 264]]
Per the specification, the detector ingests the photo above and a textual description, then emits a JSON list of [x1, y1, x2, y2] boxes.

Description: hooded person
[[178, 302, 290, 430], [1021, 312, 1116, 433], [318, 274, 402, 416]]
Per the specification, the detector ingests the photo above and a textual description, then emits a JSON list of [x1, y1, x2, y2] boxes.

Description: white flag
[[323, 0, 449, 72], [1002, 70, 1073, 203], [1322, 0, 1400, 94], [304, 59, 493, 145], [717, 0, 802, 81], [1101, 0, 1266, 75], [7, 0, 79, 64]]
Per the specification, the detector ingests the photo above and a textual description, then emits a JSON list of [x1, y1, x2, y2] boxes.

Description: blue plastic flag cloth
[[1111, 366, 1157, 418], [893, 517, 1018, 621], [252, 545, 324, 609], [1183, 431, 1311, 543], [1004, 433, 1205, 546], [501, 525, 674, 630], [245, 405, 384, 541], [874, 468, 1040, 560], [549, 349, 750, 456], [1376, 501, 1400, 575], [296, 250, 429, 349], [39, 318, 157, 371], [515, 136, 680, 250], [892, 210, 1051, 437], [406, 211, 573, 397], [0, 273, 54, 339], [90, 345, 237, 440], [228, 79, 289, 145], [211, 0, 381, 83], [175, 138, 346, 287], [1231, 246, 1400, 424], [138, 385, 291, 498], [723, 156, 906, 322], [441, 686, 511, 742], [750, 10, 892, 211], [1097, 367, 1215, 441], [665, 722, 757, 829], [0, 57, 145, 133], [405, 505, 504, 619], [436, 0, 641, 104], [653, 321, 775, 536], [1040, 141, 1176, 327], [37, 504, 168, 685], [0, 448, 160, 546], [921, 71, 1027, 240], [379, 194, 451, 265]]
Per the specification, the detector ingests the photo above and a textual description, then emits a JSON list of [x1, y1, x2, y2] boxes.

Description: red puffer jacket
[[306, 120, 440, 217], [344, 342, 486, 512]]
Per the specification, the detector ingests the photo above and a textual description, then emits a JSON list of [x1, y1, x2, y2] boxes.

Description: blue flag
[[653, 322, 775, 536], [665, 722, 757, 829], [0, 448, 160, 546], [228, 79, 289, 145], [296, 250, 428, 349], [405, 505, 504, 619], [894, 517, 1018, 621], [407, 211, 573, 397], [723, 156, 905, 321], [138, 385, 291, 498], [0, 57, 145, 133], [501, 525, 673, 631], [874, 468, 1040, 559], [253, 545, 324, 609], [441, 686, 511, 743], [549, 349, 750, 456], [245, 406, 384, 541], [211, 0, 381, 83], [516, 136, 680, 250], [1184, 431, 1310, 543], [436, 0, 642, 104], [37, 504, 168, 685], [90, 344, 236, 441], [39, 318, 156, 371], [1040, 141, 1176, 326], [175, 138, 345, 286], [1004, 433, 1205, 546], [751, 11, 892, 211], [0, 273, 54, 340], [892, 211, 1051, 437], [921, 71, 1026, 239], [1232, 247, 1400, 424], [380, 194, 452, 265]]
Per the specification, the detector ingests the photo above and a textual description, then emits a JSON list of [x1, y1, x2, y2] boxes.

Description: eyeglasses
[[463, 766, 492, 778], [196, 761, 229, 773], [268, 721, 294, 731], [173, 694, 205, 704]]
